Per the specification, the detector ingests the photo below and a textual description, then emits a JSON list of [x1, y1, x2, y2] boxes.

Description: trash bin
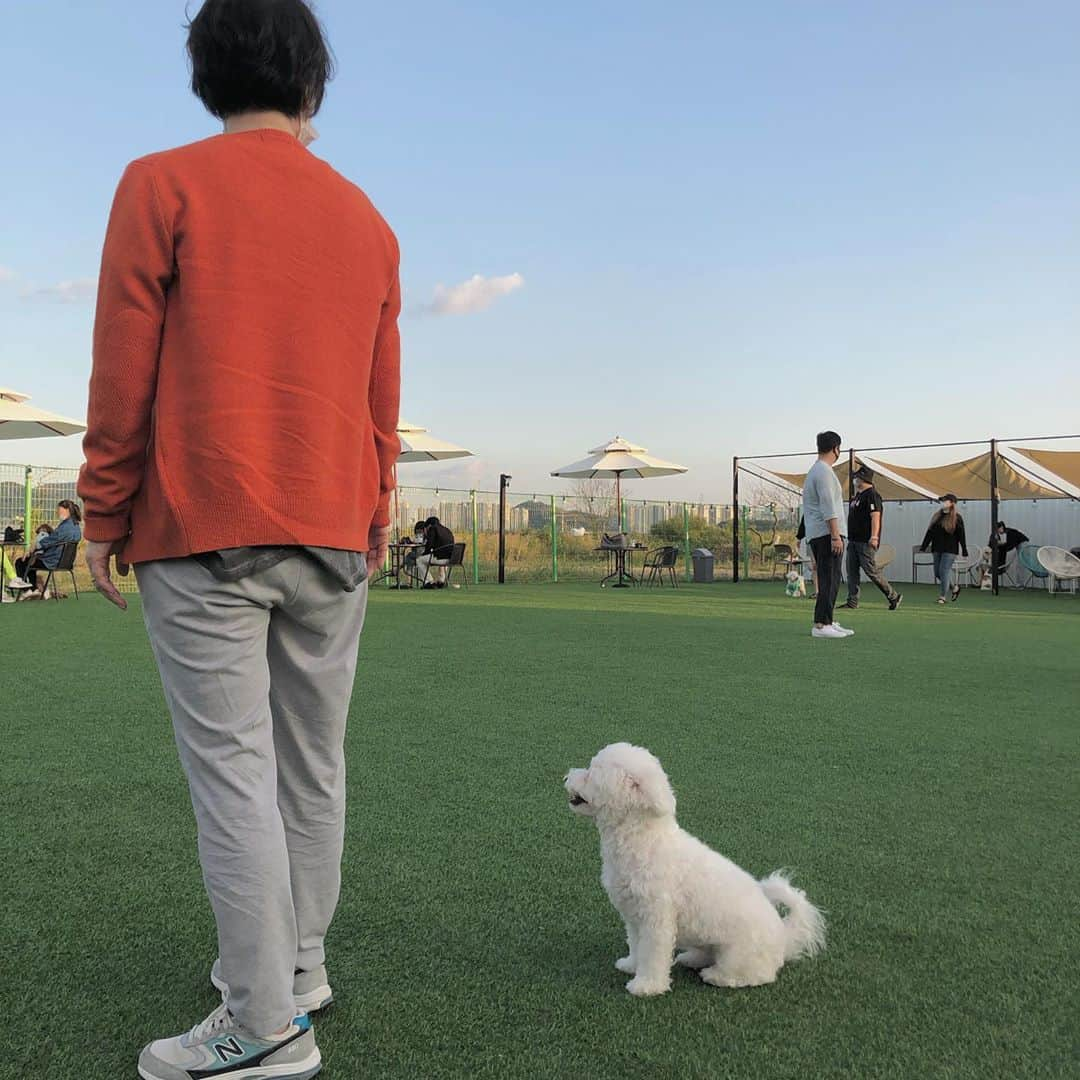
[[691, 547, 714, 583]]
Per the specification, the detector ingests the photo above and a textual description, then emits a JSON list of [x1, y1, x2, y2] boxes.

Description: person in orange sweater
[[76, 3, 399, 1077]]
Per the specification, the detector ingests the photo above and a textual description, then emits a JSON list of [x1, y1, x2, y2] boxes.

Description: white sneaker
[[6, 577, 32, 590], [811, 625, 848, 638], [832, 623, 855, 636]]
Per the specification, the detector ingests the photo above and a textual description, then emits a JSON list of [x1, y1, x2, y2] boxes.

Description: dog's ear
[[624, 768, 676, 817]]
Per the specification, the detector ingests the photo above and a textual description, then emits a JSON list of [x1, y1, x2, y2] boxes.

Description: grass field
[[3, 581, 1078, 1079]]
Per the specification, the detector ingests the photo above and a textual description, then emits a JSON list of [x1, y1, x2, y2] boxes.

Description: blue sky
[[2, 0, 1078, 501]]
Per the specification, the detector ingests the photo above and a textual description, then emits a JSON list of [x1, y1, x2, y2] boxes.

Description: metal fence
[[2, 462, 802, 592]]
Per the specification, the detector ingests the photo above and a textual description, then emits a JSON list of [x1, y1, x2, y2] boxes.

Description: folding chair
[[441, 542, 468, 588], [640, 546, 679, 587]]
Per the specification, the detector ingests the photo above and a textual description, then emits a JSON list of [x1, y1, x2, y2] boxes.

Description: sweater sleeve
[[957, 519, 968, 557], [77, 161, 173, 543], [367, 266, 402, 529], [920, 525, 933, 552]]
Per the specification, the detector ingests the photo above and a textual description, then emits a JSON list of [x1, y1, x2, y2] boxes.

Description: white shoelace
[[187, 1002, 234, 1044]]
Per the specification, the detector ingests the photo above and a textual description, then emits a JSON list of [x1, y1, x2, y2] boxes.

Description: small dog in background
[[785, 569, 806, 598], [565, 743, 825, 997]]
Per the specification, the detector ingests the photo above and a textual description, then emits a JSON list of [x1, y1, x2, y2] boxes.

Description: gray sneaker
[[137, 1001, 320, 1080], [211, 959, 334, 1014]]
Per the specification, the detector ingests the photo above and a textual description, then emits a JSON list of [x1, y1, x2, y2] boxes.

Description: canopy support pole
[[498, 474, 511, 584], [989, 439, 1000, 596], [732, 457, 740, 583]]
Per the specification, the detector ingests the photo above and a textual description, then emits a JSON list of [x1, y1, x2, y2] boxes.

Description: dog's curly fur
[[566, 742, 825, 996]]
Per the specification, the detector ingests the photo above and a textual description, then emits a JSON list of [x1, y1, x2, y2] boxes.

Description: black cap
[[940, 493, 958, 503], [853, 465, 874, 483]]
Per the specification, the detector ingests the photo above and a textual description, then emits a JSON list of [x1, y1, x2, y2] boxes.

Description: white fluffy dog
[[565, 742, 825, 997]]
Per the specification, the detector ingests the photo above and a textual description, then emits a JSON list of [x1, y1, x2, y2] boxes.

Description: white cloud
[[428, 272, 524, 316], [0, 265, 16, 283], [22, 277, 97, 304]]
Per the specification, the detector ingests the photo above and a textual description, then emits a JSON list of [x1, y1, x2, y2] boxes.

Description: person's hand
[[366, 524, 391, 577], [83, 539, 129, 610], [831, 536, 843, 555], [869, 537, 879, 550]]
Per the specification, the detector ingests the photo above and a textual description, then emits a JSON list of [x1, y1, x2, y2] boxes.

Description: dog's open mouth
[[568, 793, 588, 807]]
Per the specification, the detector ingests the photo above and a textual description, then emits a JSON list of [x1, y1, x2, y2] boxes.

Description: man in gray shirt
[[802, 430, 853, 638]]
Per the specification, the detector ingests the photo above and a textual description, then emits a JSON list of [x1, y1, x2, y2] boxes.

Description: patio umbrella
[[0, 388, 86, 439], [393, 419, 474, 534], [551, 436, 688, 527]]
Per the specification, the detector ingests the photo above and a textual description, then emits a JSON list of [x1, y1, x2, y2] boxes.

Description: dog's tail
[[759, 871, 826, 962]]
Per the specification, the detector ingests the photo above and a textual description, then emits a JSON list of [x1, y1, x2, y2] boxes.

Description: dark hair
[[186, 0, 335, 120], [57, 499, 83, 523], [37, 523, 54, 534], [425, 516, 440, 527], [816, 430, 842, 454], [996, 521, 1006, 529], [414, 521, 427, 532]]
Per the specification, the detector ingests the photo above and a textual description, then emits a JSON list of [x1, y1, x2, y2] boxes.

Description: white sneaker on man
[[832, 623, 855, 636], [811, 625, 848, 638], [7, 577, 32, 590]]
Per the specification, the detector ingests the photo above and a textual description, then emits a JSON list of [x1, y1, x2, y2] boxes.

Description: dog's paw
[[614, 956, 636, 974], [625, 976, 670, 997]]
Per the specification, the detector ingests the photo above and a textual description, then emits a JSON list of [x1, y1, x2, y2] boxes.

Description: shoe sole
[[138, 1049, 321, 1080], [211, 970, 334, 1015]]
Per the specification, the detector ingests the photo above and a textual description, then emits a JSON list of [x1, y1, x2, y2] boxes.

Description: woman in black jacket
[[920, 493, 968, 604]]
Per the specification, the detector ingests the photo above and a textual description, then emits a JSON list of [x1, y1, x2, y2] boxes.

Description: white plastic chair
[[1036, 547, 1080, 595]]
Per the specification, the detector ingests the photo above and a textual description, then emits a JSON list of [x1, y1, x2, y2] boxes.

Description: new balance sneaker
[[888, 593, 903, 611], [832, 623, 856, 636], [137, 1002, 320, 1080], [6, 577, 32, 590], [211, 959, 334, 1015], [811, 625, 848, 638]]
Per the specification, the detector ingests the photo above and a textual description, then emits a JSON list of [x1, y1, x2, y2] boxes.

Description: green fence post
[[24, 465, 32, 538], [470, 489, 479, 584], [741, 505, 750, 580], [551, 495, 558, 583], [683, 502, 692, 582]]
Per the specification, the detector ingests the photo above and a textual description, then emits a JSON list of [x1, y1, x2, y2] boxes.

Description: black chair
[[412, 542, 468, 588], [640, 546, 679, 587], [40, 541, 80, 601]]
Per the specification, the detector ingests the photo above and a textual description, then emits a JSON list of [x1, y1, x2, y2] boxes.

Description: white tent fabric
[[0, 389, 86, 440], [396, 419, 472, 463]]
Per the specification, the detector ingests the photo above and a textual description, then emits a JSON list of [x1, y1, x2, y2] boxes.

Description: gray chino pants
[[136, 556, 368, 1035], [845, 540, 897, 604]]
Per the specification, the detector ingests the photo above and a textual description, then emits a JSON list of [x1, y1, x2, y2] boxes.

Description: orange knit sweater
[[78, 129, 400, 565]]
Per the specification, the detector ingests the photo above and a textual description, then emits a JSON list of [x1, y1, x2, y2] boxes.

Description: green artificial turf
[[2, 582, 1078, 1079]]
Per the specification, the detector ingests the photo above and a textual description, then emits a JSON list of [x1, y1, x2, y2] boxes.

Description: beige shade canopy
[[765, 459, 932, 502], [873, 452, 1066, 500], [0, 388, 86, 440], [396, 419, 473, 463], [1013, 447, 1080, 493]]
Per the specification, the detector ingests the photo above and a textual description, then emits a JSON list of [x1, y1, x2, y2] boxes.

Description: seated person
[[402, 520, 426, 575], [4, 519, 25, 544], [415, 515, 455, 588], [11, 500, 82, 596], [991, 521, 1028, 569]]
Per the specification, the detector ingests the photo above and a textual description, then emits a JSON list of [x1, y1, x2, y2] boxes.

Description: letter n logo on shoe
[[214, 1036, 245, 1063]]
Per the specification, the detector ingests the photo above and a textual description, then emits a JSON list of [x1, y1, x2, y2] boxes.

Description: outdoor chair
[[912, 545, 934, 583], [953, 548, 987, 590], [1017, 543, 1050, 589], [25, 540, 80, 602], [407, 542, 467, 589], [1036, 546, 1080, 595], [770, 543, 804, 579], [641, 545, 679, 587]]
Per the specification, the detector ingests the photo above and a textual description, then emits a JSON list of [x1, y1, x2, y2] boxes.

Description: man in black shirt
[[416, 515, 455, 588], [843, 466, 902, 610], [991, 521, 1028, 570]]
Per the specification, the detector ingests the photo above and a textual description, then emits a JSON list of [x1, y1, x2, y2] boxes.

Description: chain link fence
[[2, 462, 801, 594]]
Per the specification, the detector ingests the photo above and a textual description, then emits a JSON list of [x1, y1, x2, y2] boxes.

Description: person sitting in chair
[[11, 500, 83, 597], [415, 515, 454, 589]]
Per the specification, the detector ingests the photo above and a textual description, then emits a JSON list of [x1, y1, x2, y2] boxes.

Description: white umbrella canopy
[[551, 435, 688, 525], [396, 419, 473, 463], [0, 388, 86, 439]]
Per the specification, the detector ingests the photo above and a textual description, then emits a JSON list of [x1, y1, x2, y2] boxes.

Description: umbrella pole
[[616, 473, 622, 532]]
